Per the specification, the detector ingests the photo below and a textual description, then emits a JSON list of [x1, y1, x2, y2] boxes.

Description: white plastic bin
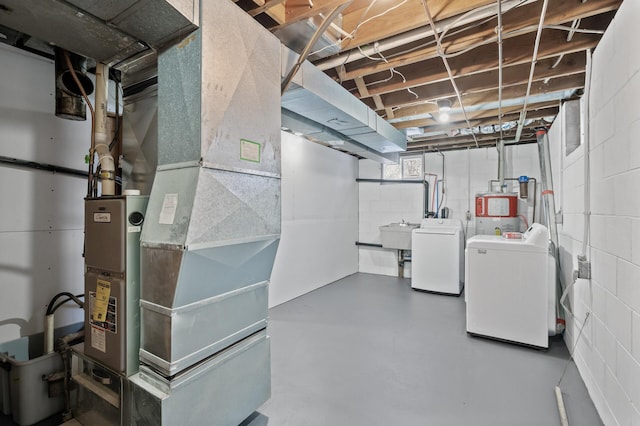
[[0, 335, 65, 425]]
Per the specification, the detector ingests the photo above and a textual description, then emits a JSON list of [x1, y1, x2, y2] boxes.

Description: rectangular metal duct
[[281, 45, 407, 159], [0, 0, 197, 66], [281, 108, 399, 164], [130, 1, 279, 424], [138, 0, 280, 378]]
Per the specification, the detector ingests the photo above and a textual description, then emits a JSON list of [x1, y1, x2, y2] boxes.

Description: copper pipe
[[63, 50, 95, 197]]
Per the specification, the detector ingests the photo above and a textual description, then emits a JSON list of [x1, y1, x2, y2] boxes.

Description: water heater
[[475, 192, 520, 235]]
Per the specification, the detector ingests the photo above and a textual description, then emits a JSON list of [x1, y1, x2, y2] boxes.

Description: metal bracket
[[577, 255, 591, 280]]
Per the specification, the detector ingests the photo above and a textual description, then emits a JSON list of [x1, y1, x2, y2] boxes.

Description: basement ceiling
[[238, 0, 621, 152]]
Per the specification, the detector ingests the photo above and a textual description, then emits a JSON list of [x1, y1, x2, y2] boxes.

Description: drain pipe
[[537, 129, 558, 250], [497, 139, 505, 192], [581, 49, 592, 258], [537, 127, 564, 336], [94, 63, 116, 196]]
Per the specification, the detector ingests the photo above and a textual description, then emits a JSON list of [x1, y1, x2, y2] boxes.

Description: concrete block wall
[[358, 159, 424, 277], [358, 144, 540, 277], [554, 1, 640, 424]]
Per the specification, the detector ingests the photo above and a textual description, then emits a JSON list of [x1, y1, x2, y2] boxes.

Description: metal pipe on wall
[[62, 50, 95, 196], [490, 177, 537, 225], [497, 139, 505, 191], [515, 0, 549, 142]]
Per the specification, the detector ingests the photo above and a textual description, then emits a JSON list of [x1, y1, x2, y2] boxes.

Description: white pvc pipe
[[555, 386, 570, 426], [94, 63, 115, 196], [581, 49, 592, 257], [44, 314, 55, 354]]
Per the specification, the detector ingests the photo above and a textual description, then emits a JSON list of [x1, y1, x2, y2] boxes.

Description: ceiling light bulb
[[437, 99, 452, 112], [440, 112, 450, 122]]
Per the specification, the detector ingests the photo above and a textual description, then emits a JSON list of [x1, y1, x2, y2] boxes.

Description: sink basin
[[379, 222, 420, 250]]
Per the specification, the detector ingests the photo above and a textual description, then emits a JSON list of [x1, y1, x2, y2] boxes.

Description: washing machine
[[411, 218, 464, 295], [465, 223, 556, 348]]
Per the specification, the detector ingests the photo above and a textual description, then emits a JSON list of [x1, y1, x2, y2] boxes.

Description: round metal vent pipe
[[54, 48, 94, 121]]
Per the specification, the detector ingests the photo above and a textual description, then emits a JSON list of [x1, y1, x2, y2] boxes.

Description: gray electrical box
[[84, 196, 148, 376]]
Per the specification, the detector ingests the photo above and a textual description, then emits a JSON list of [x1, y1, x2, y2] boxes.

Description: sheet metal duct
[[121, 89, 158, 194], [0, 0, 198, 66], [281, 45, 407, 160], [132, 1, 279, 423], [281, 108, 399, 164]]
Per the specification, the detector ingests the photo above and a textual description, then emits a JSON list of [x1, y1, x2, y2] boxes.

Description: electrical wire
[[317, 0, 530, 70], [46, 292, 84, 316], [309, 0, 380, 57], [557, 311, 591, 386], [438, 24, 603, 60], [421, 0, 479, 148]]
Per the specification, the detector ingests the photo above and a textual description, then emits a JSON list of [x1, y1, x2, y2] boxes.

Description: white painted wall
[[0, 45, 87, 344], [553, 2, 640, 424], [358, 144, 541, 277], [269, 132, 359, 307]]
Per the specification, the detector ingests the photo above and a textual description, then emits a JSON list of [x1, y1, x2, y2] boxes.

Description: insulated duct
[[134, 1, 279, 423]]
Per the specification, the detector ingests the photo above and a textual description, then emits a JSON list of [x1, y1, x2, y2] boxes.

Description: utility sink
[[379, 222, 420, 250]]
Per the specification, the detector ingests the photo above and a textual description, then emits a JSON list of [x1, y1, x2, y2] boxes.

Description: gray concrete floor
[[247, 272, 602, 426]]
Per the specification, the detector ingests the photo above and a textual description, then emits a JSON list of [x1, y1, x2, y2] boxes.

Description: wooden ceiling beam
[[250, 0, 286, 23], [272, 0, 353, 31], [361, 46, 587, 101], [375, 52, 586, 108], [338, 0, 618, 81], [354, 76, 369, 97], [377, 72, 584, 115], [345, 28, 598, 82], [339, 0, 495, 50], [249, 0, 287, 17], [372, 95, 385, 111], [395, 101, 560, 130], [406, 107, 559, 141], [406, 127, 543, 150], [393, 96, 559, 123]]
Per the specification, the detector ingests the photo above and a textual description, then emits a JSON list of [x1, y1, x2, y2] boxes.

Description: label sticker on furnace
[[91, 325, 106, 353], [89, 289, 117, 334], [92, 279, 111, 322]]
